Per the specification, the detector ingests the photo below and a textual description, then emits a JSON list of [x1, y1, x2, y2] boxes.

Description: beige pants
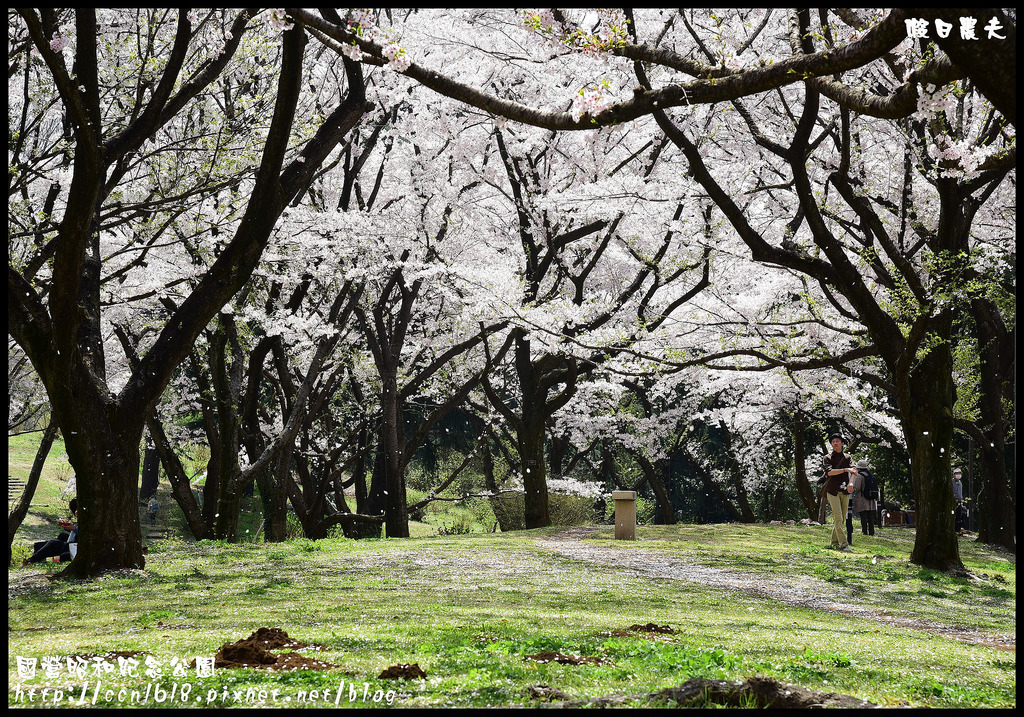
[[827, 491, 850, 548]]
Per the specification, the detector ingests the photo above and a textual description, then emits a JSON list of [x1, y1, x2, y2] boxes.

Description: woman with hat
[[852, 460, 877, 537]]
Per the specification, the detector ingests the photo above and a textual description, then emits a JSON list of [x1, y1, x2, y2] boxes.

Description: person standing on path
[[823, 433, 856, 551], [852, 460, 877, 536], [952, 468, 966, 532]]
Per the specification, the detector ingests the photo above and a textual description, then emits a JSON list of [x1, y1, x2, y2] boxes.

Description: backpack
[[862, 471, 879, 500]]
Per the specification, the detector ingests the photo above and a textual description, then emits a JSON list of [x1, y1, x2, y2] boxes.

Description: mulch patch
[[524, 651, 605, 666], [214, 627, 336, 672], [569, 675, 889, 708], [602, 622, 676, 638], [378, 663, 427, 679], [629, 622, 675, 634], [527, 684, 574, 702]]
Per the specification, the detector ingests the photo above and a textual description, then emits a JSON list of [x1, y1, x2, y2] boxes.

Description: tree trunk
[[970, 297, 1015, 552], [257, 451, 291, 542], [518, 408, 550, 529], [469, 414, 497, 494], [634, 454, 676, 524], [139, 442, 160, 501], [58, 399, 146, 577], [381, 372, 409, 538], [213, 479, 243, 542], [681, 445, 745, 523], [721, 425, 756, 522], [898, 314, 965, 573], [792, 411, 819, 519], [146, 414, 207, 540], [360, 439, 387, 539], [549, 433, 569, 480]]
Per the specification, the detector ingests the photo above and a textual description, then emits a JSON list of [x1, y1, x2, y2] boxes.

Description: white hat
[[953, 468, 962, 475], [855, 460, 870, 469]]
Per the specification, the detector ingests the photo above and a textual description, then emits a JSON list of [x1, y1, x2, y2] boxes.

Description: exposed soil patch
[[538, 528, 1015, 652], [602, 622, 676, 639], [573, 675, 889, 708], [378, 663, 427, 679], [214, 627, 337, 671], [244, 626, 308, 650], [524, 651, 605, 666], [526, 684, 573, 702], [629, 622, 674, 634]]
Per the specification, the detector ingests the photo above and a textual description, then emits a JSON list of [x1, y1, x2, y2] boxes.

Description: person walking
[[853, 460, 877, 536], [822, 433, 856, 551], [952, 468, 966, 532]]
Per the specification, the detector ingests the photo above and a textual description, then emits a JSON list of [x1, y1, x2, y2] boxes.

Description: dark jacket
[[823, 452, 853, 496]]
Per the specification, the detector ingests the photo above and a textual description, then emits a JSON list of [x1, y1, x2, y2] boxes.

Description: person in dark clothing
[[852, 460, 877, 536], [952, 468, 968, 532], [822, 433, 856, 551], [23, 498, 78, 565]]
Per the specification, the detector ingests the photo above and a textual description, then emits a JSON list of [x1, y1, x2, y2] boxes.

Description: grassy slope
[[8, 436, 1015, 709]]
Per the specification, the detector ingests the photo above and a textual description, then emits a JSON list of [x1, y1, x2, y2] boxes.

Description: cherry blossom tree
[[9, 9, 369, 576], [290, 7, 1012, 568], [9, 8, 1013, 576]]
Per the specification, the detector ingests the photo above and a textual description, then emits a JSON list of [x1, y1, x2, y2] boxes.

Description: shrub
[[549, 493, 597, 526], [437, 516, 474, 535], [489, 494, 524, 531], [489, 493, 598, 531]]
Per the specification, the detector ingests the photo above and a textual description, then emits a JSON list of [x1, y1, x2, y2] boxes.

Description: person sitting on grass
[[22, 498, 78, 565]]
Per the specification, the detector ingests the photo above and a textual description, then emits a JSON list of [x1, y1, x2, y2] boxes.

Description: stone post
[[613, 490, 637, 540]]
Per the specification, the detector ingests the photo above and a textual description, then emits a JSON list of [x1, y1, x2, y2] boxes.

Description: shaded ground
[[536, 527, 1015, 652]]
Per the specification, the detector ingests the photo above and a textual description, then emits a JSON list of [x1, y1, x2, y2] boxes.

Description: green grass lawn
[[8, 433, 1015, 708], [8, 525, 1015, 709]]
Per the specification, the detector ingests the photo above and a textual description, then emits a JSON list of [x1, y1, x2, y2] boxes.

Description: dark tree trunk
[[208, 321, 246, 542], [506, 331, 579, 529], [970, 297, 1015, 552], [213, 479, 244, 543], [360, 441, 387, 539], [57, 393, 147, 576], [352, 424, 371, 514], [140, 443, 160, 501], [721, 424, 757, 523], [469, 414, 497, 494], [257, 450, 292, 542], [792, 411, 819, 519], [549, 433, 569, 480], [381, 372, 409, 538], [146, 414, 207, 540], [681, 445, 744, 523], [897, 312, 964, 573], [518, 405, 550, 529], [634, 454, 676, 524]]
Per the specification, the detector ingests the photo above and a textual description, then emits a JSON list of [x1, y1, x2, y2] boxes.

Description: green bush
[[550, 493, 597, 526], [635, 495, 656, 524], [489, 494, 524, 531], [489, 493, 597, 531], [437, 516, 474, 535]]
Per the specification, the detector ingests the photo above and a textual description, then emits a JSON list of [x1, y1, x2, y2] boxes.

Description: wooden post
[[613, 490, 637, 540]]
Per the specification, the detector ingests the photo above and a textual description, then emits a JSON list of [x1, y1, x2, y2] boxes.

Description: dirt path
[[536, 527, 1015, 652]]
